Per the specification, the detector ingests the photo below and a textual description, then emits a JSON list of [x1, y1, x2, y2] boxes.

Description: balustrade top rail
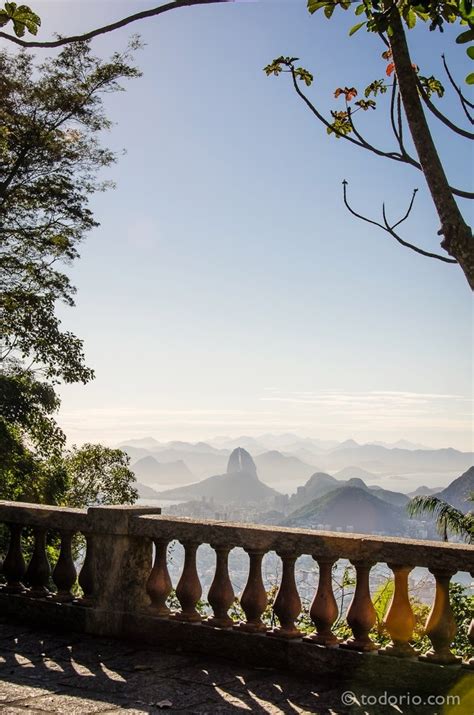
[[0, 501, 89, 532], [131, 515, 474, 573]]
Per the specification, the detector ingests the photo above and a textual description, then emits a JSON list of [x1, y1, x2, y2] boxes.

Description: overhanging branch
[[0, 0, 229, 48], [342, 180, 457, 264]]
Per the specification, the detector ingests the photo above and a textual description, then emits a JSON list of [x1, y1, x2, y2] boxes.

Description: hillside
[[288, 472, 408, 511], [322, 445, 474, 474], [435, 467, 474, 512], [132, 456, 194, 486], [284, 486, 405, 534], [155, 448, 279, 504], [254, 451, 315, 486], [135, 482, 161, 500], [407, 485, 440, 498], [334, 466, 379, 481], [289, 472, 339, 510]]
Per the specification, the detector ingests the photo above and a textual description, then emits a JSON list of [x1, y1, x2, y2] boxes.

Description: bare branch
[[442, 54, 474, 120], [342, 180, 457, 264], [346, 106, 405, 160], [0, 0, 229, 49], [390, 77, 402, 147], [392, 187, 418, 229], [417, 78, 474, 140]]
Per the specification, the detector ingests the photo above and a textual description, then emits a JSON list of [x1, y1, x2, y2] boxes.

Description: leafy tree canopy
[[60, 443, 138, 508], [1, 41, 141, 506], [1, 41, 141, 384]]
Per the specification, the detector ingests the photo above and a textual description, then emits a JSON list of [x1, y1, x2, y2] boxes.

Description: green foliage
[[418, 74, 445, 97], [263, 56, 313, 86], [448, 581, 474, 659], [327, 110, 352, 136], [0, 42, 141, 385], [0, 43, 141, 509], [306, 0, 474, 83], [294, 67, 314, 86], [0, 421, 68, 504], [407, 495, 474, 542], [354, 98, 377, 109], [0, 2, 40, 37], [364, 78, 388, 97], [61, 443, 138, 508], [349, 21, 366, 36], [0, 368, 64, 456]]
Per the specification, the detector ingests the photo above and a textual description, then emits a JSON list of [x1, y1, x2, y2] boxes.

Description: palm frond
[[407, 496, 473, 543]]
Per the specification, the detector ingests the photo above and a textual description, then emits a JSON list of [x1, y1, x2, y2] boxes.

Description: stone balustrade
[[0, 501, 473, 690], [131, 515, 474, 666]]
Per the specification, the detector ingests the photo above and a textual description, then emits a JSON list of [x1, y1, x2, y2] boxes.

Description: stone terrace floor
[[0, 619, 466, 715]]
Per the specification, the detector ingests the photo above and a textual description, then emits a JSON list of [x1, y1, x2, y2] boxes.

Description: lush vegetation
[[0, 41, 140, 507]]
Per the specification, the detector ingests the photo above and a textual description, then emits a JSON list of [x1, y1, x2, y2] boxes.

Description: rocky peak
[[226, 447, 257, 476]]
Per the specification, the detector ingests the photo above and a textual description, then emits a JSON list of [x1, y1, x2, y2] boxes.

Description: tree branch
[[417, 79, 474, 140], [442, 54, 474, 118], [342, 180, 457, 264], [0, 0, 230, 48], [387, 5, 473, 287], [291, 69, 472, 201]]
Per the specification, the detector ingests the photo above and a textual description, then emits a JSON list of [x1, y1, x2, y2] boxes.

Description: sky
[[9, 1, 473, 449]]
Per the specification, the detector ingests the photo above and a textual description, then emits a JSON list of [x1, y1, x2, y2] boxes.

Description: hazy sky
[[16, 1, 473, 449]]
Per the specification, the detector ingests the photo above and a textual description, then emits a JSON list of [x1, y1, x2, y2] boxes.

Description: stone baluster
[[146, 539, 172, 616], [305, 559, 340, 646], [173, 542, 202, 622], [268, 553, 302, 639], [52, 530, 77, 602], [341, 561, 377, 651], [25, 527, 51, 598], [420, 569, 461, 664], [207, 546, 235, 628], [380, 564, 416, 658], [2, 524, 27, 593], [235, 549, 268, 632], [78, 533, 95, 605]]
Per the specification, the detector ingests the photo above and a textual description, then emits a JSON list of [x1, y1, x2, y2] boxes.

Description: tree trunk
[[388, 5, 474, 289]]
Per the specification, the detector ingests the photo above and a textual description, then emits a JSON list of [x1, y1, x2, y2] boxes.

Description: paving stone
[[0, 631, 83, 657], [104, 648, 199, 675], [1, 620, 465, 715], [0, 679, 59, 703], [166, 661, 265, 688], [3, 690, 125, 714]]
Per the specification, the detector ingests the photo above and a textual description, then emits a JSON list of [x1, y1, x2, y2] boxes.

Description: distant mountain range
[[130, 439, 472, 538], [434, 466, 473, 512], [253, 451, 315, 486], [282, 467, 473, 534], [132, 456, 193, 486], [288, 472, 408, 512], [284, 486, 405, 534], [154, 448, 279, 504], [318, 445, 474, 474], [119, 435, 473, 494]]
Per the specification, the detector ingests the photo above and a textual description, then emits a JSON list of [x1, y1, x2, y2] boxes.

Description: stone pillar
[[83, 505, 161, 636]]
